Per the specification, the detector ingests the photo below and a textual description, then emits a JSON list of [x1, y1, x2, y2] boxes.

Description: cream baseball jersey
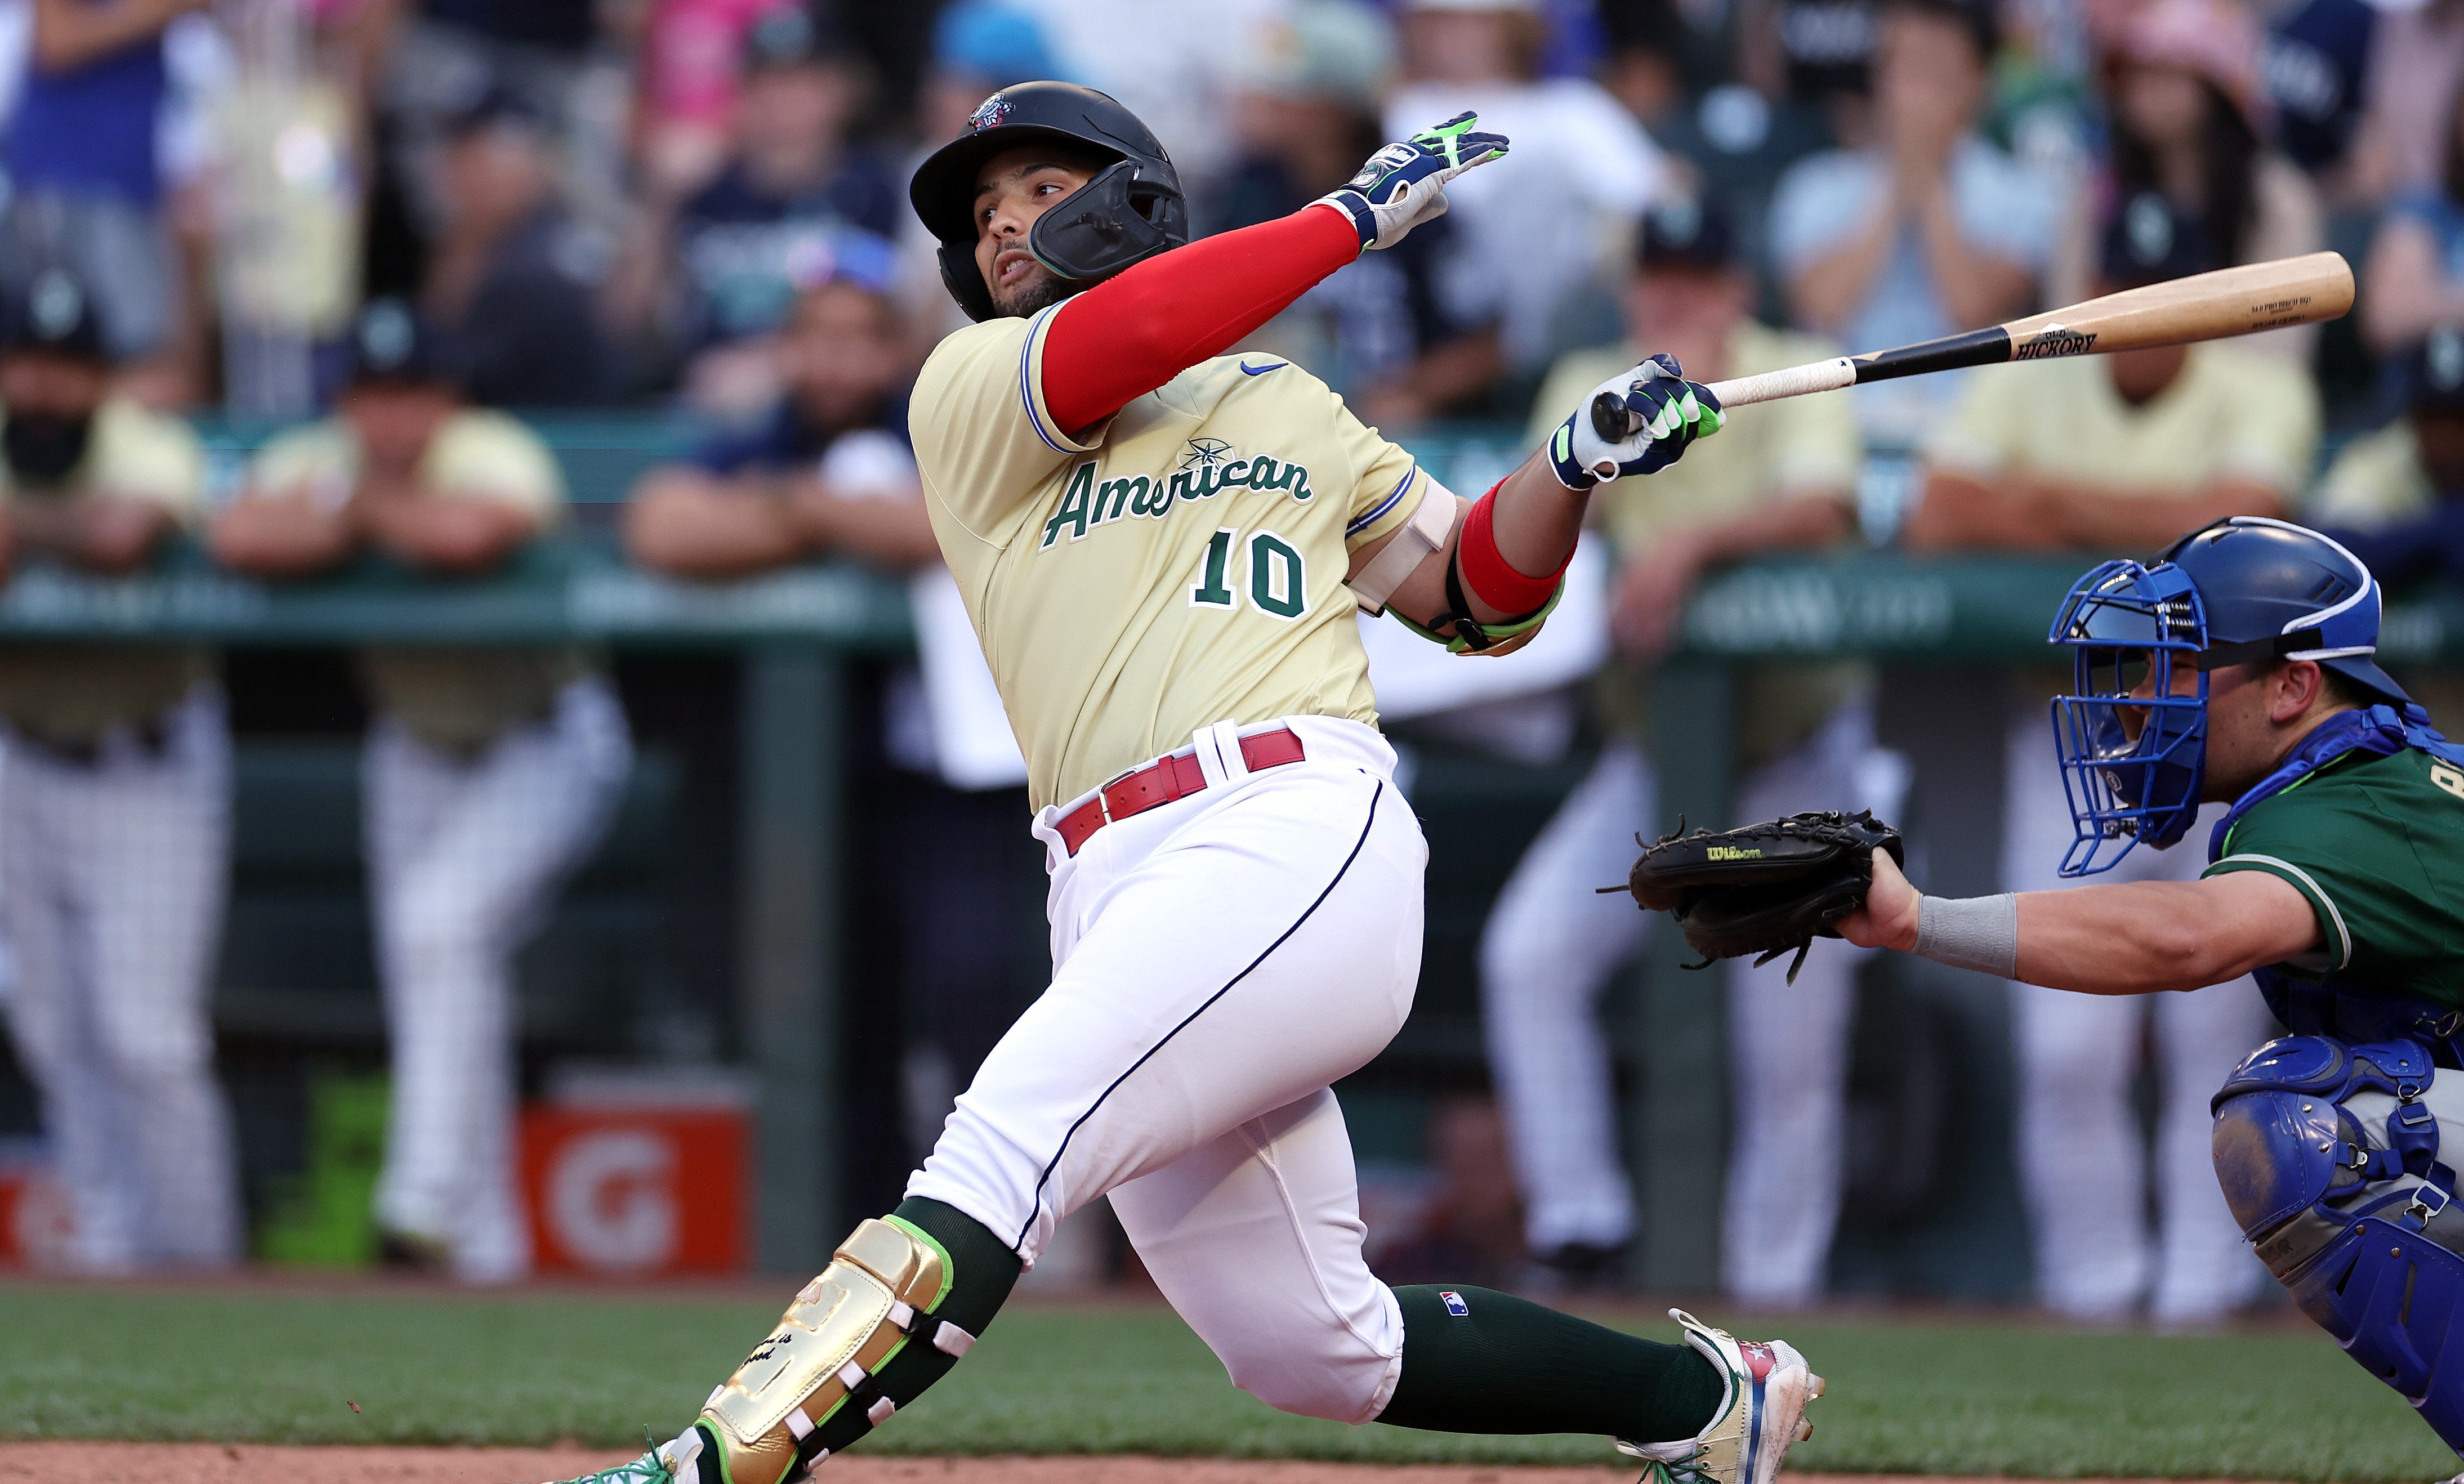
[[910, 305, 1427, 808]]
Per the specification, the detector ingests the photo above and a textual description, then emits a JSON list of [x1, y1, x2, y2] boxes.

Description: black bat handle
[[1588, 390, 1638, 444]]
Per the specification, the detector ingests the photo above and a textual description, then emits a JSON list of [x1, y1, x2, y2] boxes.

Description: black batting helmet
[[909, 81, 1188, 322]]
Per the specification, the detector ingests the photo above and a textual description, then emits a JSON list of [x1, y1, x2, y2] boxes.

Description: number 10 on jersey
[[1191, 528, 1308, 620]]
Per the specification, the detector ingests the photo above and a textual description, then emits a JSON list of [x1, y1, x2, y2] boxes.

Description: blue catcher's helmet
[[2048, 516, 2406, 876]]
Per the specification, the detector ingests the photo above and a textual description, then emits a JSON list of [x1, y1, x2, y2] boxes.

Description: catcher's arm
[[1840, 848, 2320, 994]]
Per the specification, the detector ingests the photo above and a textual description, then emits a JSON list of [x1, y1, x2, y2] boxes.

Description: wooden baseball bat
[[1588, 251, 2354, 442]]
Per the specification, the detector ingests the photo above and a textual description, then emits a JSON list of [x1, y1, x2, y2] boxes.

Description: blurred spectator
[[2316, 330, 2464, 660], [0, 268, 236, 1273], [1386, 0, 1667, 374], [209, 0, 366, 418], [2308, 327, 2464, 732], [1214, 0, 1501, 425], [916, 0, 1073, 144], [1604, 1, 1833, 289], [2360, 93, 2464, 355], [2098, 0, 2323, 359], [1007, 0, 1285, 190], [1768, 0, 2059, 444], [626, 274, 929, 576], [422, 88, 614, 407], [1480, 198, 1878, 1299], [624, 272, 1044, 1142], [633, 0, 797, 203], [2316, 328, 2464, 578], [210, 298, 632, 1283], [0, 0, 207, 365], [1750, 0, 1876, 124], [608, 5, 900, 413], [380, 0, 612, 238], [895, 1, 1073, 342], [2255, 0, 2377, 191], [2349, 0, 2464, 204], [1904, 202, 2314, 1322]]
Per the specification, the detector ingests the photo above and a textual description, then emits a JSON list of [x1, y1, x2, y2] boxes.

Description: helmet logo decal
[[968, 93, 1011, 132]]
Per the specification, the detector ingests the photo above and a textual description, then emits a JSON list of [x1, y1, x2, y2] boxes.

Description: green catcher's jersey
[[2203, 747, 2464, 1008]]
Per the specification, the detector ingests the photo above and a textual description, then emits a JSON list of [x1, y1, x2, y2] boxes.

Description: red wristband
[[1456, 480, 1571, 616]]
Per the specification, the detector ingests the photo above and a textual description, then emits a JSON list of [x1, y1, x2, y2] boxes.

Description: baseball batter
[[1838, 516, 2464, 1459], [554, 82, 1820, 1484]]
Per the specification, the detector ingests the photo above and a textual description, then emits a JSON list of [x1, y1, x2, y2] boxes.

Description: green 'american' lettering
[[1039, 462, 1098, 547]]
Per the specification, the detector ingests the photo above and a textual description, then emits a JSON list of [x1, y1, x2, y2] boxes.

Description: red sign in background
[[0, 1161, 71, 1268], [519, 1105, 748, 1276]]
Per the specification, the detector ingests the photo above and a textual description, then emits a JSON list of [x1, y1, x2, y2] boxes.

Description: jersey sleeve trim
[[2205, 852, 2354, 971], [1020, 305, 1102, 457], [1347, 463, 1420, 542]]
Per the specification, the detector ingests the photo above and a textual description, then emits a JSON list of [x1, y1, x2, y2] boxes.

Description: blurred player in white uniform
[[213, 301, 632, 1283], [0, 270, 236, 1272], [1483, 197, 1886, 1303]]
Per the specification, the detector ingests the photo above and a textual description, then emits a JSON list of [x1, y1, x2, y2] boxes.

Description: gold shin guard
[[698, 1217, 978, 1483]]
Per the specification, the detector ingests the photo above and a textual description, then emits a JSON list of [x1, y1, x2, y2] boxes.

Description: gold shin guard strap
[[698, 1217, 977, 1483]]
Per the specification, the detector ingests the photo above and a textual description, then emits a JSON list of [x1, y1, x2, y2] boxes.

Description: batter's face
[[972, 148, 1096, 318]]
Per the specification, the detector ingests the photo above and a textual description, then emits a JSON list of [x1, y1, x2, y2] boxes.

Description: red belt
[[1055, 727, 1307, 857]]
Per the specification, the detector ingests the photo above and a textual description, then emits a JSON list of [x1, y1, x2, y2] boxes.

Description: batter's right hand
[[1548, 354, 1724, 489], [1316, 111, 1508, 252]]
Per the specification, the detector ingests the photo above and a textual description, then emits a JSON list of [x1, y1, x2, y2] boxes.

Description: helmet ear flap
[[939, 242, 998, 323]]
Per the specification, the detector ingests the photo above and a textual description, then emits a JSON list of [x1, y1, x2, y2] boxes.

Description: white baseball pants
[[908, 716, 1426, 1424], [0, 687, 236, 1271], [366, 676, 632, 1284], [2001, 701, 2274, 1321], [1479, 704, 1882, 1304]]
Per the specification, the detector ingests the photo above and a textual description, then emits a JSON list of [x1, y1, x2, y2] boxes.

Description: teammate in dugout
[[1838, 515, 2464, 1458], [553, 81, 1822, 1484]]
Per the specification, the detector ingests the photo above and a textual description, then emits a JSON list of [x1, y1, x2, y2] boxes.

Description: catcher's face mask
[[2048, 559, 2211, 877]]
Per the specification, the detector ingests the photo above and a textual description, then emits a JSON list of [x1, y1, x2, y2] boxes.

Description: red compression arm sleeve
[[1039, 203, 1362, 435]]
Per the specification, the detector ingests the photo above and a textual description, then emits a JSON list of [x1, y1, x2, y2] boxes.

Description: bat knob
[[1589, 390, 1637, 444]]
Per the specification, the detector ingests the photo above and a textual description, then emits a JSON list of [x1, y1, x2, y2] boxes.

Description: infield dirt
[[0, 1445, 2288, 1484]]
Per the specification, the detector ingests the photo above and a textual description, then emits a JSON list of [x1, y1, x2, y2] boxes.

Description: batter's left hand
[[1317, 111, 1509, 252], [1548, 354, 1724, 489], [1837, 847, 1921, 953]]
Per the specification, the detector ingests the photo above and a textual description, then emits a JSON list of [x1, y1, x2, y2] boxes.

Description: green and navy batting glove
[[1316, 111, 1510, 252], [1547, 352, 1725, 490]]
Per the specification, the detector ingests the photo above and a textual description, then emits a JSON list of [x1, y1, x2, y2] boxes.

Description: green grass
[[0, 1285, 2452, 1479]]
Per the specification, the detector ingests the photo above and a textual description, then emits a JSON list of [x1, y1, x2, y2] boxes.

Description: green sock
[[694, 1197, 1022, 1482], [1376, 1286, 1725, 1443]]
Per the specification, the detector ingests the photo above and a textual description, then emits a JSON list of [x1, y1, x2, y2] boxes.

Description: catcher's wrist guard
[[1623, 810, 1903, 983], [1911, 893, 2017, 977], [698, 1217, 978, 1483]]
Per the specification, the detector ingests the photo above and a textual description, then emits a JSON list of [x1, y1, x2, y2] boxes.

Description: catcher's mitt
[[1619, 810, 1904, 984]]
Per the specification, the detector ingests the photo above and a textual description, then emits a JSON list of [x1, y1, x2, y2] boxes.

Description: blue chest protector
[[2206, 705, 2464, 1456]]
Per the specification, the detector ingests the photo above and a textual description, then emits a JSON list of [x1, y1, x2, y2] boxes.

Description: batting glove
[[1316, 111, 1510, 252], [1546, 354, 1725, 490]]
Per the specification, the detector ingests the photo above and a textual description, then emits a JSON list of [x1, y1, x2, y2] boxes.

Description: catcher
[[1645, 516, 2464, 1461]]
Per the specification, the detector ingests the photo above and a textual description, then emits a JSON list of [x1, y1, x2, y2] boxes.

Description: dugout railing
[[1, 419, 2456, 1293]]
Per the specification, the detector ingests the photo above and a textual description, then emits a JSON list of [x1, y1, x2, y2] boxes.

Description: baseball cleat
[[1617, 1309, 1822, 1484], [537, 1424, 708, 1484]]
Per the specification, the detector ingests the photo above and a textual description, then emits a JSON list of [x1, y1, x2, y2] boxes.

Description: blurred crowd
[[12, 0, 2464, 1317]]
